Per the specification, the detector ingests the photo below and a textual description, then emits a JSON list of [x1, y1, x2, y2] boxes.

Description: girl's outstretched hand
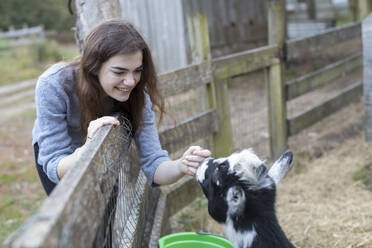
[[86, 116, 120, 141], [178, 146, 211, 176]]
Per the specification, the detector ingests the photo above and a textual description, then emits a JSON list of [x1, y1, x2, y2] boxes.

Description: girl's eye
[[134, 69, 143, 74], [113, 71, 124, 75]]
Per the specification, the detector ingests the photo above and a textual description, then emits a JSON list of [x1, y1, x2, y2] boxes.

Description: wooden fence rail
[[0, 26, 45, 50], [286, 22, 361, 61], [287, 81, 363, 136], [212, 45, 278, 81], [0, 25, 44, 40], [286, 53, 362, 101], [6, 2, 366, 247], [7, 116, 130, 248]]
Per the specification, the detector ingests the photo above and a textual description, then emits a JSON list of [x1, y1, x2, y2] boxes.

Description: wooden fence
[[0, 25, 44, 49], [0, 25, 44, 39], [5, 1, 367, 247], [363, 13, 372, 141]]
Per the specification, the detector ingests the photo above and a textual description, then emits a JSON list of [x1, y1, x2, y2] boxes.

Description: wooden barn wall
[[119, 0, 268, 73], [119, 0, 188, 74], [186, 0, 268, 58], [287, 0, 335, 20]]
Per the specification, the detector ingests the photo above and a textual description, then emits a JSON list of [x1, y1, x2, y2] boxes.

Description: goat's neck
[[223, 212, 294, 248]]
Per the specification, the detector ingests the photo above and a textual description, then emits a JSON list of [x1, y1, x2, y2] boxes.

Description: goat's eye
[[219, 162, 228, 171]]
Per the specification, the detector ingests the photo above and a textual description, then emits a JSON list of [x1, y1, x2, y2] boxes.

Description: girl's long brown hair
[[70, 19, 164, 141]]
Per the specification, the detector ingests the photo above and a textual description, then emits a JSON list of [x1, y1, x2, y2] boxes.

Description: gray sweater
[[32, 63, 170, 185]]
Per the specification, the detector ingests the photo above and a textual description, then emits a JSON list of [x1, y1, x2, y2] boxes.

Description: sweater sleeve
[[134, 94, 170, 186], [35, 76, 75, 183]]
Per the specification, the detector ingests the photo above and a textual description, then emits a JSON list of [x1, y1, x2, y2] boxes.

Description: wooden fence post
[[185, 11, 234, 157], [349, 0, 358, 21], [358, 0, 372, 20], [267, 0, 288, 159], [350, 0, 372, 21], [307, 0, 317, 20], [363, 13, 372, 141]]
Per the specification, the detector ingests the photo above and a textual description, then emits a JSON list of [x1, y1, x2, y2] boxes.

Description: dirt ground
[[278, 104, 372, 247]]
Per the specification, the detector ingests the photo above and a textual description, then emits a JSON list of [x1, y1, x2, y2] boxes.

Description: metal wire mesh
[[90, 114, 156, 248], [228, 70, 270, 160]]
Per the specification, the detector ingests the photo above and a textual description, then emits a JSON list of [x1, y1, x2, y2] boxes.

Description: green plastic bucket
[[158, 231, 233, 248]]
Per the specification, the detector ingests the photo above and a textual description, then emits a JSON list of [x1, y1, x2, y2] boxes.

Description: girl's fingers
[[180, 146, 211, 176], [96, 116, 120, 126], [182, 160, 199, 168], [192, 149, 212, 157], [185, 155, 205, 162], [182, 165, 196, 176], [87, 116, 120, 139], [184, 146, 202, 156], [188, 167, 197, 175]]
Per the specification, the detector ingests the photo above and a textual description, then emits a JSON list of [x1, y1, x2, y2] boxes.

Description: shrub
[[31, 40, 63, 62]]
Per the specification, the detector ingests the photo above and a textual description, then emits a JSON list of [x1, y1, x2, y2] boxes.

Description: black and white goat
[[196, 149, 295, 248]]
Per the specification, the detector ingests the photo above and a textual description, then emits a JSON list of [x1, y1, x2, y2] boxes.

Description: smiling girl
[[32, 19, 211, 195]]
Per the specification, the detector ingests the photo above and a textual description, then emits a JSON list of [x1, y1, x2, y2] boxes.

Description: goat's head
[[195, 149, 293, 224]]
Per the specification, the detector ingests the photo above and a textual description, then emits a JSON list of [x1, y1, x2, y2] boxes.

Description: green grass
[[352, 164, 372, 187], [335, 9, 354, 27], [0, 159, 44, 244], [170, 197, 210, 232], [0, 196, 43, 243], [0, 39, 12, 48], [0, 110, 44, 244], [0, 40, 78, 86]]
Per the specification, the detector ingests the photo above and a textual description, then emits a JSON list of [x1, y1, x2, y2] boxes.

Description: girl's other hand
[[179, 146, 212, 176], [87, 116, 120, 141]]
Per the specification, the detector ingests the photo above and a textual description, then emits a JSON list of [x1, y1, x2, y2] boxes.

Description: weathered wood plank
[[149, 177, 203, 247], [362, 13, 372, 141], [286, 53, 362, 101], [148, 194, 168, 248], [159, 109, 219, 154], [288, 81, 363, 136], [358, 0, 372, 20], [158, 61, 212, 97], [210, 78, 234, 157], [6, 118, 130, 248], [165, 177, 203, 217], [212, 45, 279, 81], [0, 25, 44, 39], [268, 0, 286, 47], [266, 59, 288, 160], [286, 22, 361, 61], [267, 0, 288, 160], [186, 11, 234, 158]]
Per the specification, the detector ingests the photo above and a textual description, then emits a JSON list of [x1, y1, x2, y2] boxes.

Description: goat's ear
[[268, 151, 293, 185], [226, 186, 246, 213], [256, 164, 267, 178]]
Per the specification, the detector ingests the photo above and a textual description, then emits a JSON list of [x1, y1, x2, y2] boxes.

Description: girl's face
[[97, 50, 143, 102]]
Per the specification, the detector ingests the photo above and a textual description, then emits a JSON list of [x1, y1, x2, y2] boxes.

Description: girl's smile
[[98, 51, 143, 102]]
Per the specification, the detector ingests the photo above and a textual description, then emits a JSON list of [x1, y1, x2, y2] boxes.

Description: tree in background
[[0, 0, 75, 31]]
